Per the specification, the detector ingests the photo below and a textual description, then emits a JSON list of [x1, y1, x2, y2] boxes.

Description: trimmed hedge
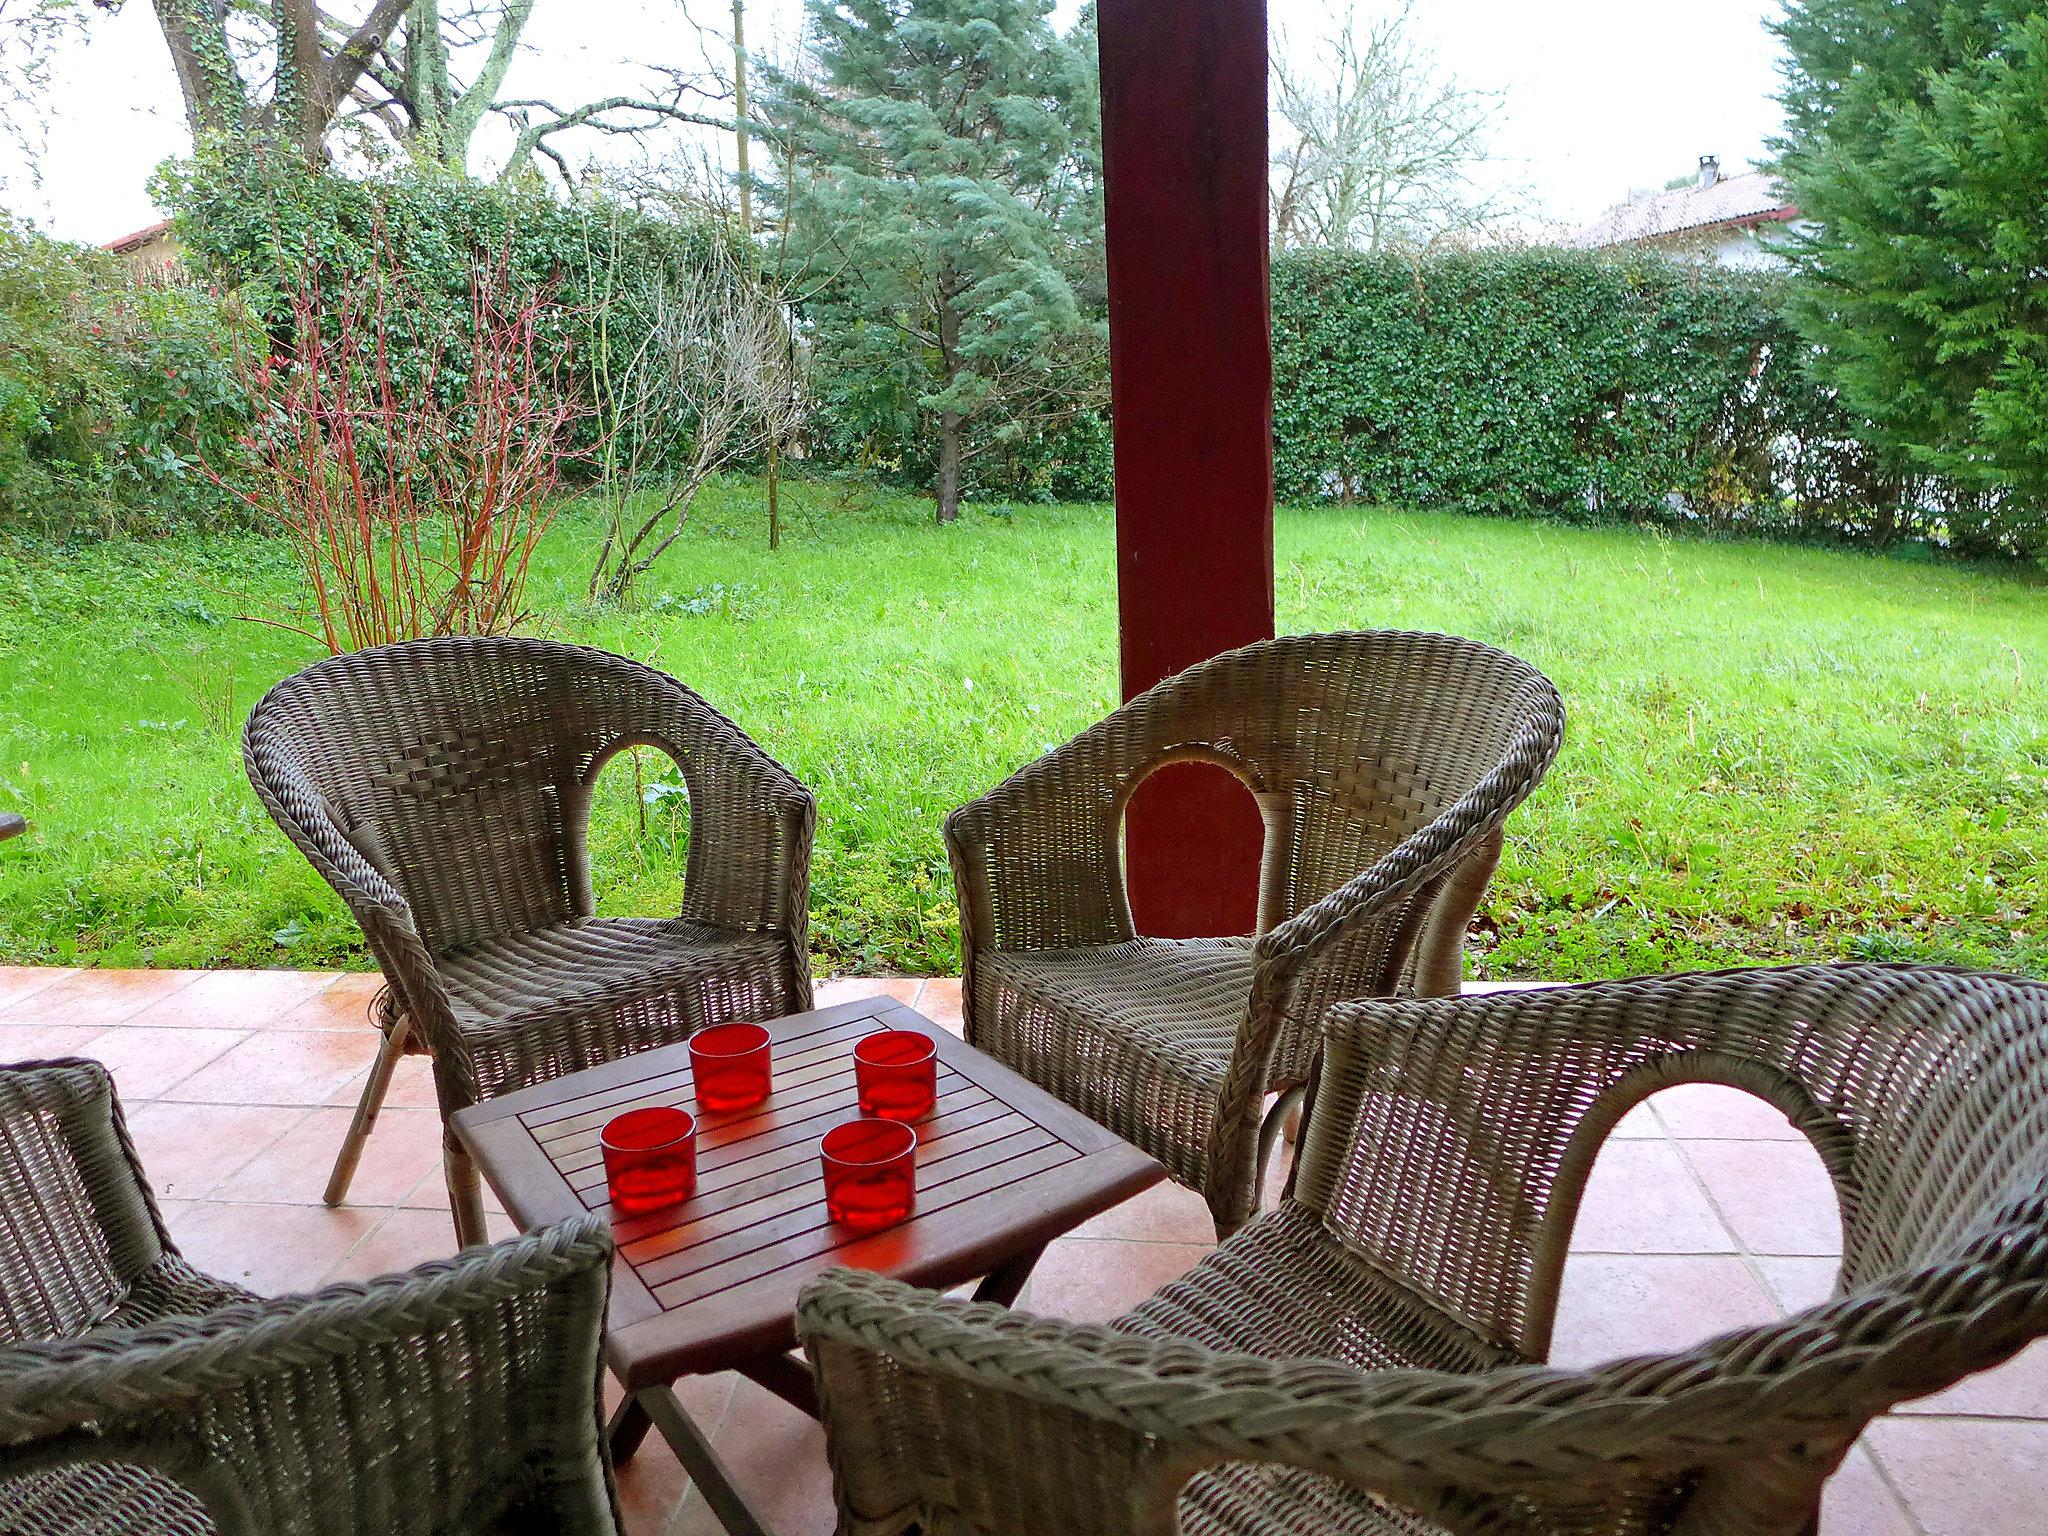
[[1269, 247, 1934, 546]]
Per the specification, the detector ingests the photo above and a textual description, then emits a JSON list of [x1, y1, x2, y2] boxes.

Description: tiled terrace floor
[[2, 964, 2043, 1535]]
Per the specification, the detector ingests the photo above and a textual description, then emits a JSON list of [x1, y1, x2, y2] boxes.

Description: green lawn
[[2, 479, 2043, 981]]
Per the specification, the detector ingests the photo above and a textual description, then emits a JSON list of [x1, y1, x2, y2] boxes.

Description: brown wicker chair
[[0, 1057, 621, 1534], [946, 630, 1564, 1237], [799, 963, 2048, 1536], [245, 637, 815, 1245]]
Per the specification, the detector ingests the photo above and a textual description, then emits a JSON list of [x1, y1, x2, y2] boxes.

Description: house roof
[[1573, 171, 1796, 249], [103, 218, 174, 254]]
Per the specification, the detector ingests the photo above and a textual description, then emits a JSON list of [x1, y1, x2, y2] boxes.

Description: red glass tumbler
[[820, 1118, 917, 1230], [600, 1106, 696, 1215], [689, 1022, 772, 1113], [853, 1029, 937, 1121]]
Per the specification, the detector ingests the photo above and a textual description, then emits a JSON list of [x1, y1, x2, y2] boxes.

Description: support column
[[1098, 0, 1275, 937]]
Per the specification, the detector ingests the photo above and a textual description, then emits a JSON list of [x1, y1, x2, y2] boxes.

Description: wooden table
[[453, 994, 1164, 1536]]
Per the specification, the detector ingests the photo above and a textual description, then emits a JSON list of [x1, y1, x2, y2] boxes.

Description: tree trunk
[[153, 0, 250, 139], [766, 434, 781, 550], [935, 412, 962, 524]]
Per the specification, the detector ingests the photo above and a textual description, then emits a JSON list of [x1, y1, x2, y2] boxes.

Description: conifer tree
[[1773, 0, 2048, 556], [764, 0, 1102, 523]]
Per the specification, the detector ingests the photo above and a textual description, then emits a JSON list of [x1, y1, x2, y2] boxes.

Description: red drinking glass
[[689, 1022, 772, 1113], [853, 1028, 938, 1121], [820, 1118, 917, 1230], [600, 1106, 696, 1215]]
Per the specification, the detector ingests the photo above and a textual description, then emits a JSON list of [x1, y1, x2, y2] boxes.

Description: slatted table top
[[453, 996, 1164, 1388]]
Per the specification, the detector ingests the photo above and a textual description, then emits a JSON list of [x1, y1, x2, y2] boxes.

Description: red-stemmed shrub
[[219, 240, 583, 654]]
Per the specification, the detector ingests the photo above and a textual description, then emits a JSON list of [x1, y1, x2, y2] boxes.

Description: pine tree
[[1772, 0, 2048, 557], [764, 0, 1103, 523]]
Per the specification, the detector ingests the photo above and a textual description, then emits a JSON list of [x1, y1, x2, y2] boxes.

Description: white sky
[[6, 0, 1788, 246]]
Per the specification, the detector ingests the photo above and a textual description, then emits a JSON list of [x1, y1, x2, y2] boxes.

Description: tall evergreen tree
[[1773, 0, 2048, 556], [764, 0, 1102, 523]]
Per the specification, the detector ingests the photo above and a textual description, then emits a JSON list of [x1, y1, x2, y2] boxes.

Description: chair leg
[[1256, 1085, 1307, 1196], [443, 1133, 491, 1248], [324, 1012, 413, 1207]]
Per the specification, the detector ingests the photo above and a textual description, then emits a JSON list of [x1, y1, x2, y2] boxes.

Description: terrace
[[2, 961, 2037, 1536]]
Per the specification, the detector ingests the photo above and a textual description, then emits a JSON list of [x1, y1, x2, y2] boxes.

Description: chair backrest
[[0, 1061, 166, 1347], [245, 637, 729, 957], [985, 632, 1562, 950], [0, 1218, 621, 1536], [1309, 967, 2048, 1478]]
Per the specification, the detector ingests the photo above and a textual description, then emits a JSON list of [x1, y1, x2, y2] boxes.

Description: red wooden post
[[1098, 0, 1276, 937]]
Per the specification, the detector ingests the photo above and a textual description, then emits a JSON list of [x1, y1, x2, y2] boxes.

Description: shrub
[[215, 239, 583, 652], [0, 218, 250, 533], [156, 154, 715, 471]]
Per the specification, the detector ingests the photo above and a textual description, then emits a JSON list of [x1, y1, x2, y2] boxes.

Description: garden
[[4, 476, 2042, 981]]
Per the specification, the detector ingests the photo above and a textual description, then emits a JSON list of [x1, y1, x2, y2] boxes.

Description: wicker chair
[[800, 963, 2048, 1536], [0, 1057, 621, 1534], [245, 637, 815, 1245], [946, 630, 1564, 1237]]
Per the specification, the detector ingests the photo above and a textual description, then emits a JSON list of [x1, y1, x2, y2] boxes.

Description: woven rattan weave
[[244, 637, 815, 1244], [0, 1058, 621, 1535], [800, 964, 2048, 1536], [946, 630, 1564, 1236]]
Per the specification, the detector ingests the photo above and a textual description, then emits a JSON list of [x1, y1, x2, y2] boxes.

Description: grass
[[1, 477, 2042, 981]]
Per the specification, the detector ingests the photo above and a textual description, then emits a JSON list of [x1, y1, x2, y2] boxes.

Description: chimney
[[1698, 154, 1721, 189]]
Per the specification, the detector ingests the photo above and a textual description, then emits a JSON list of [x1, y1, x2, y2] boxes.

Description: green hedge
[[156, 154, 719, 472], [1268, 247, 1943, 546], [0, 218, 253, 533]]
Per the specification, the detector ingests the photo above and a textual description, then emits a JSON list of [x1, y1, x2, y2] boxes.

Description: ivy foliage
[[0, 216, 253, 533], [155, 151, 721, 464]]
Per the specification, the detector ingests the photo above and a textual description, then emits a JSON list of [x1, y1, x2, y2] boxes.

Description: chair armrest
[[0, 1060, 178, 1339], [0, 1217, 620, 1536], [802, 1266, 1906, 1536], [1206, 786, 1524, 1208], [944, 751, 1134, 966], [595, 679, 815, 941]]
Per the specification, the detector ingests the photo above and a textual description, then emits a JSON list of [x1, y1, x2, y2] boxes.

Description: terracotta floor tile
[[164, 1201, 384, 1294], [275, 971, 386, 1030], [0, 1020, 108, 1063], [1568, 1138, 1735, 1254], [609, 1373, 739, 1536], [1609, 1100, 1665, 1139], [214, 1105, 445, 1206], [1864, 1415, 2048, 1536], [812, 976, 921, 1011], [667, 1374, 836, 1536], [1755, 1255, 1840, 1315], [401, 1158, 508, 1216], [167, 1027, 382, 1105], [0, 966, 76, 1011], [77, 1025, 248, 1099], [1071, 1178, 1215, 1243], [1820, 1443, 1917, 1536], [327, 1052, 439, 1109], [131, 968, 339, 1031], [317, 1208, 467, 1284], [1684, 1138, 1844, 1256], [912, 976, 964, 1035], [1024, 1238, 1211, 1325], [3, 968, 203, 1029], [125, 1101, 312, 1199], [1647, 1082, 1803, 1141], [1548, 1253, 1780, 1369]]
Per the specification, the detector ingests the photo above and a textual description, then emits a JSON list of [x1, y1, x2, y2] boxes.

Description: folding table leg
[[634, 1384, 778, 1536], [973, 1241, 1048, 1308]]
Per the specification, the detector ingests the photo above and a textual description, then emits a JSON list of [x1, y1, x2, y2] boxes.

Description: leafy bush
[[0, 218, 251, 532], [156, 153, 718, 468]]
